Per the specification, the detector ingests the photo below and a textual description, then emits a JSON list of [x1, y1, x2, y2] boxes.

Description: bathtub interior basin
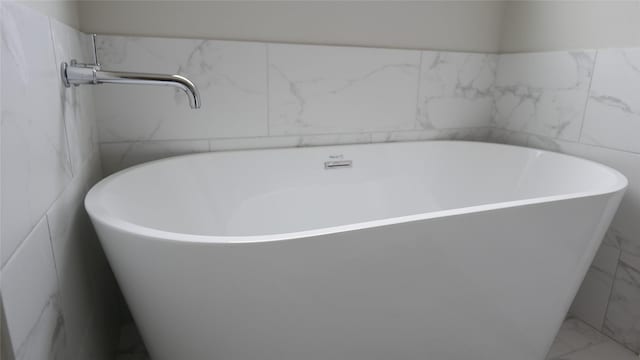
[[88, 141, 626, 242]]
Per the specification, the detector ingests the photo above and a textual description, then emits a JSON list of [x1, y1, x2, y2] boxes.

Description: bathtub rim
[[85, 141, 628, 244]]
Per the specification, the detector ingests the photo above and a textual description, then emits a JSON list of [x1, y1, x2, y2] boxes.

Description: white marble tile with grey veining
[[570, 267, 615, 330], [296, 133, 373, 147], [13, 297, 67, 360], [570, 229, 621, 328], [546, 317, 638, 360], [100, 140, 210, 174], [440, 127, 491, 142], [212, 133, 375, 150], [486, 128, 529, 147], [50, 18, 99, 174], [570, 268, 616, 332], [546, 317, 609, 359], [525, 134, 564, 152], [371, 129, 442, 143], [603, 251, 640, 354], [209, 136, 301, 152], [548, 338, 638, 359], [94, 35, 268, 142], [417, 52, 496, 130], [592, 229, 622, 277], [619, 232, 640, 259], [268, 43, 420, 135], [111, 128, 494, 172], [371, 127, 490, 144], [581, 48, 640, 154], [45, 154, 105, 359], [570, 225, 628, 331], [493, 51, 596, 141], [1, 218, 67, 360], [1, 1, 72, 265], [212, 128, 489, 155]]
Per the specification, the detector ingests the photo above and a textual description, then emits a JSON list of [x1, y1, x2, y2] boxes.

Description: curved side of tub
[[88, 189, 625, 360]]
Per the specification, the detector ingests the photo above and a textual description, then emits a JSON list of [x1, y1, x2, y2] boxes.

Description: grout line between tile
[[554, 318, 612, 358], [503, 128, 640, 156], [577, 50, 599, 144], [413, 51, 424, 130], [46, 17, 76, 179], [100, 126, 493, 147], [594, 315, 639, 356], [44, 215, 63, 308], [1, 149, 102, 270], [601, 249, 623, 335], [266, 44, 271, 136], [1, 180, 69, 270]]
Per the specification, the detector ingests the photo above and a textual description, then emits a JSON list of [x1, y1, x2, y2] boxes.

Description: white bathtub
[[86, 141, 627, 360]]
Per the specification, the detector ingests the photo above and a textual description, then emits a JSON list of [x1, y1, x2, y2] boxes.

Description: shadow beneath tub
[[115, 321, 150, 360]]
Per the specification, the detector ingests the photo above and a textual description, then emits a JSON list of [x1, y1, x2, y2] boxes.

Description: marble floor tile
[[547, 318, 638, 360], [113, 317, 638, 360]]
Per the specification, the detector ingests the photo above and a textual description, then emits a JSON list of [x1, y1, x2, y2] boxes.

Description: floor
[[115, 317, 638, 360], [546, 318, 638, 360]]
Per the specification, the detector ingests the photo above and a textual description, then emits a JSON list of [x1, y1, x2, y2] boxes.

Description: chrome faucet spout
[[61, 60, 201, 109], [96, 71, 201, 109]]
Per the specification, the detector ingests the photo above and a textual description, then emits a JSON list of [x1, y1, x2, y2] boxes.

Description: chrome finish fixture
[[60, 59, 201, 109], [91, 34, 100, 66], [324, 160, 353, 169]]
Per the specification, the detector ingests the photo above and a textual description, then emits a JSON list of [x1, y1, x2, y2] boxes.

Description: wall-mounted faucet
[[61, 60, 201, 109], [60, 35, 201, 109]]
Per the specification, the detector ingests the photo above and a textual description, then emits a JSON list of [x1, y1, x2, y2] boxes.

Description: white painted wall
[[77, 0, 507, 53], [500, 0, 640, 53], [21, 0, 80, 29], [23, 1, 640, 53]]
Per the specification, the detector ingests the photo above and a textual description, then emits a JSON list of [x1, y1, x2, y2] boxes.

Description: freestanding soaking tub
[[86, 141, 627, 360]]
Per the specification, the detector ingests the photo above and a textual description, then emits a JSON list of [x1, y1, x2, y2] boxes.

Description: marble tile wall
[[93, 35, 497, 173], [1, 3, 120, 360], [490, 48, 640, 354], [492, 51, 596, 141]]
